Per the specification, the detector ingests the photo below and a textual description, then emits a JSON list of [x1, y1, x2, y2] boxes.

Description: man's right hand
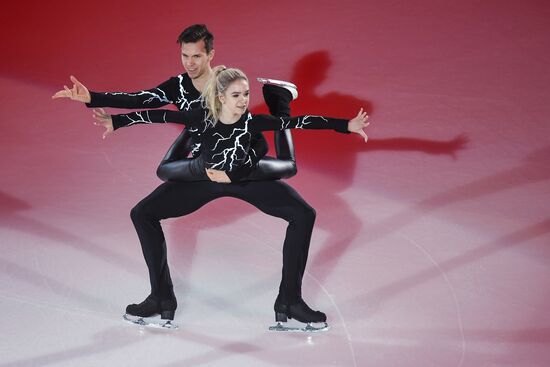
[[52, 75, 91, 103]]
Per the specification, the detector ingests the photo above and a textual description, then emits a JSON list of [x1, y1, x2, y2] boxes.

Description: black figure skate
[[123, 294, 178, 330], [269, 296, 329, 332], [257, 78, 298, 100]]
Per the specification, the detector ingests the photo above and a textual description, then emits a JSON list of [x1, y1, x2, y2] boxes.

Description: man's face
[[180, 40, 214, 80]]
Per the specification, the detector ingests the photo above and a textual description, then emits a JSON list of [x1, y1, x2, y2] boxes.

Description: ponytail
[[201, 66, 248, 124]]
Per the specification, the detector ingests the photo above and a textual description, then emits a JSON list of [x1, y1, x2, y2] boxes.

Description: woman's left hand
[[92, 108, 114, 139], [206, 168, 232, 183], [348, 108, 370, 143]]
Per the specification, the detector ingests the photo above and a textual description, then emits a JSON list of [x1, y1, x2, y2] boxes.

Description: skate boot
[[257, 78, 298, 100], [123, 294, 178, 329], [269, 296, 329, 332]]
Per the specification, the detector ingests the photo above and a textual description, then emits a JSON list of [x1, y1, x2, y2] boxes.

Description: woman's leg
[[262, 83, 296, 161], [156, 129, 210, 182]]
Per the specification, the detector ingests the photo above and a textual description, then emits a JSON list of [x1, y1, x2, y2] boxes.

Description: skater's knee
[[304, 205, 316, 223], [130, 202, 150, 222], [290, 204, 316, 225]]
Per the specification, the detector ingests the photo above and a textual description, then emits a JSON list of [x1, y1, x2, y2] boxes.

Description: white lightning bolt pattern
[[191, 142, 202, 156], [106, 89, 172, 105], [184, 111, 213, 157], [245, 148, 256, 166], [209, 114, 252, 170], [122, 111, 163, 126], [279, 115, 328, 130], [176, 75, 202, 111]]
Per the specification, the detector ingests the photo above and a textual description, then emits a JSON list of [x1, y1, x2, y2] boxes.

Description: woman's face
[[219, 78, 250, 117]]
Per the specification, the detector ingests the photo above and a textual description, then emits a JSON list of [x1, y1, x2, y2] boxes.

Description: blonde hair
[[201, 65, 248, 123]]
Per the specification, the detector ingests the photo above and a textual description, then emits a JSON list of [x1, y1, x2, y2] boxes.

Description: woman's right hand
[[206, 168, 232, 183], [92, 108, 114, 139]]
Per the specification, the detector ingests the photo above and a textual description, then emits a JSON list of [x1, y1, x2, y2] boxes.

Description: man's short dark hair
[[177, 24, 214, 53]]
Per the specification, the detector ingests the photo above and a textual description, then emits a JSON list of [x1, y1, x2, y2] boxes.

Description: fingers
[[70, 75, 81, 86], [53, 76, 87, 100], [53, 85, 73, 100], [355, 108, 369, 123], [52, 90, 68, 99], [357, 129, 369, 143], [71, 75, 84, 95], [92, 108, 107, 118]]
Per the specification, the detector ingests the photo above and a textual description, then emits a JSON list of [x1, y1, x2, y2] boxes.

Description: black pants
[[130, 180, 316, 304]]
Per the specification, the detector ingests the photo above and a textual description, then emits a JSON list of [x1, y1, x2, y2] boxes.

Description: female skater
[[93, 66, 369, 331]]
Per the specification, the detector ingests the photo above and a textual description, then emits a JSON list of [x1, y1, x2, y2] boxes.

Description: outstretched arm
[[53, 75, 179, 109], [92, 108, 197, 138], [252, 109, 370, 142]]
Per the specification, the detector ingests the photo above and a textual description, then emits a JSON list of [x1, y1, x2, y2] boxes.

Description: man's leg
[[227, 181, 326, 323], [127, 181, 223, 319]]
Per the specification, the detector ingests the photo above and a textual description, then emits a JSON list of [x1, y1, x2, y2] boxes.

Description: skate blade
[[257, 78, 297, 88], [256, 78, 298, 99], [123, 314, 179, 330], [269, 321, 329, 333]]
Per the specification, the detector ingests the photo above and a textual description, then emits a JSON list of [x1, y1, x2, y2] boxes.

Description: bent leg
[[228, 181, 315, 303], [157, 129, 209, 182], [262, 84, 295, 161], [130, 181, 222, 300]]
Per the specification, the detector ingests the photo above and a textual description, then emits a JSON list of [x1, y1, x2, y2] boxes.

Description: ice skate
[[269, 298, 329, 333], [257, 78, 298, 100], [123, 294, 178, 329]]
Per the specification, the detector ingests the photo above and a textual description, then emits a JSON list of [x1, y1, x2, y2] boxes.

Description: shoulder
[[177, 73, 192, 86], [179, 73, 201, 95]]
